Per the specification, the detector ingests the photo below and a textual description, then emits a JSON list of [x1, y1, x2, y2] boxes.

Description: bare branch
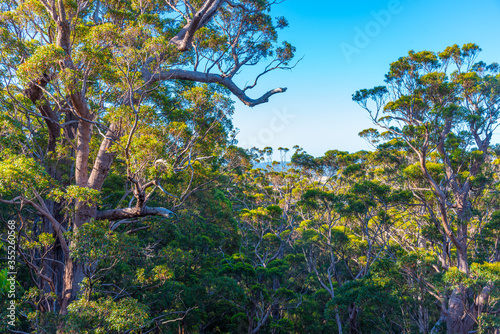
[[96, 206, 174, 221], [154, 69, 286, 107]]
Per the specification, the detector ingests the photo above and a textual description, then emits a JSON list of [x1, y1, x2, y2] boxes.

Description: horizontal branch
[[96, 206, 174, 221], [153, 69, 286, 107], [0, 194, 70, 256]]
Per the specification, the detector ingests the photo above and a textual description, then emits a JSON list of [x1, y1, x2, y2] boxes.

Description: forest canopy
[[0, 0, 499, 333]]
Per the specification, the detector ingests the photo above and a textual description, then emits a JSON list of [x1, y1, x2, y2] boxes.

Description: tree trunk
[[417, 295, 429, 334], [335, 310, 343, 334], [348, 303, 359, 334], [447, 287, 466, 334], [247, 310, 254, 334], [75, 119, 93, 187], [59, 257, 85, 314], [445, 199, 476, 333], [455, 200, 470, 275]]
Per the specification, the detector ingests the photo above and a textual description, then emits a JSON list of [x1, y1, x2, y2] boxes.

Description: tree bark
[[59, 257, 85, 315], [88, 122, 122, 191], [96, 206, 173, 221], [348, 303, 359, 334]]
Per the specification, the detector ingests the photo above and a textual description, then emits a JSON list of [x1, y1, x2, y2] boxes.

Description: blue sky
[[231, 0, 500, 158]]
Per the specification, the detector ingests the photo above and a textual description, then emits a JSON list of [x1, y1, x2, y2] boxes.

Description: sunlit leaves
[[49, 185, 101, 207], [66, 297, 149, 333], [17, 44, 65, 83], [0, 155, 51, 197]]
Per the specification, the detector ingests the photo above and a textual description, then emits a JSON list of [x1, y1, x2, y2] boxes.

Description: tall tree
[[0, 0, 295, 319], [354, 44, 500, 334]]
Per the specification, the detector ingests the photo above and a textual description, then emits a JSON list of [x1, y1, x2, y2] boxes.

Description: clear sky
[[231, 0, 500, 158]]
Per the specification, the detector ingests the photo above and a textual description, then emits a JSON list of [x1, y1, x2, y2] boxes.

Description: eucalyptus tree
[[223, 152, 308, 334], [0, 0, 295, 320], [354, 44, 500, 333]]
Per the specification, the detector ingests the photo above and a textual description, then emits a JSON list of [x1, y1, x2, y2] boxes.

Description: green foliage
[[0, 155, 51, 197], [0, 267, 8, 294], [49, 185, 101, 206], [69, 220, 138, 264], [65, 297, 149, 333], [1, 7, 499, 331], [17, 44, 65, 83]]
